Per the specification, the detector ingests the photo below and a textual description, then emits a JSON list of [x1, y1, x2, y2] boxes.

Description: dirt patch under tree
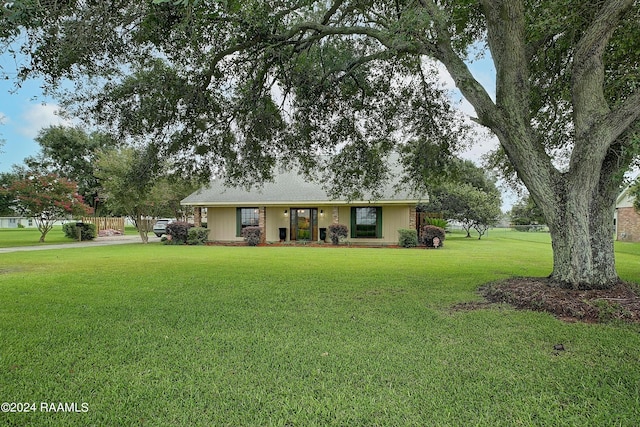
[[457, 277, 640, 324]]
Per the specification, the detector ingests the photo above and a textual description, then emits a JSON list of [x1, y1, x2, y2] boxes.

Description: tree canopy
[[2, 172, 92, 242], [1, 0, 639, 288], [510, 195, 546, 229], [94, 146, 197, 242], [95, 146, 162, 243], [630, 178, 640, 213], [0, 171, 19, 216], [25, 126, 120, 213], [420, 161, 502, 239]]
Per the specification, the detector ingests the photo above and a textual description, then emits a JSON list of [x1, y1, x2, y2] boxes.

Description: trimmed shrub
[[62, 222, 97, 241], [328, 223, 348, 245], [62, 223, 76, 239], [398, 228, 418, 248], [242, 226, 262, 246], [422, 225, 445, 248], [425, 217, 448, 230], [165, 221, 193, 245], [187, 227, 209, 245]]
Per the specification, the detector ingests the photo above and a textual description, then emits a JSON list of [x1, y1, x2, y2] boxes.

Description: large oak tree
[[2, 0, 639, 288]]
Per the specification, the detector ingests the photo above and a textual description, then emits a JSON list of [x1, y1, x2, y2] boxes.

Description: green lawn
[[1, 232, 639, 425], [0, 226, 72, 247], [0, 226, 141, 248]]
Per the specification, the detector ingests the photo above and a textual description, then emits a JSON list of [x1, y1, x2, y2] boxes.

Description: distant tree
[[0, 171, 20, 216], [630, 179, 640, 213], [471, 191, 502, 239], [3, 172, 93, 242], [510, 195, 546, 230], [420, 161, 501, 238], [95, 146, 169, 243], [25, 126, 120, 214], [150, 177, 199, 221], [424, 183, 501, 239], [454, 159, 501, 197]]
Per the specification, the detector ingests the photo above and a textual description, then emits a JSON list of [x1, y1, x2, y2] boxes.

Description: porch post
[[194, 207, 202, 227], [409, 206, 417, 230], [259, 206, 267, 244]]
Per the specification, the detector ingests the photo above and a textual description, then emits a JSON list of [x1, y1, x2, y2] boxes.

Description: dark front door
[[290, 208, 318, 241]]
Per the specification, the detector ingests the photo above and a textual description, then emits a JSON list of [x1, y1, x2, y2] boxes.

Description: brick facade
[[194, 207, 202, 227], [617, 207, 640, 242], [259, 206, 267, 243], [409, 206, 417, 230]]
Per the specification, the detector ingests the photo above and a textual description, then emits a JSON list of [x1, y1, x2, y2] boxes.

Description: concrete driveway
[[0, 234, 162, 254]]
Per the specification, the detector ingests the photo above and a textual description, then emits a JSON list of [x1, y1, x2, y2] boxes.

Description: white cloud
[[18, 103, 74, 138]]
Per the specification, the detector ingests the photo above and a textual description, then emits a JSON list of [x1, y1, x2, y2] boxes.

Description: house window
[[351, 207, 382, 238], [236, 207, 260, 237]]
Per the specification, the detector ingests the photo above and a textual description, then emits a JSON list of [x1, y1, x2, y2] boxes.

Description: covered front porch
[[196, 204, 417, 245]]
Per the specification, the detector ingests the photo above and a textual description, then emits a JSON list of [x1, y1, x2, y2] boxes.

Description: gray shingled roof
[[182, 169, 424, 206]]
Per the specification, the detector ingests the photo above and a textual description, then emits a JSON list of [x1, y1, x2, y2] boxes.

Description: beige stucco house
[[181, 170, 425, 245], [615, 186, 640, 242]]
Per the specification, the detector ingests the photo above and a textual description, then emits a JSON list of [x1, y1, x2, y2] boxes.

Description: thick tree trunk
[[550, 144, 632, 289], [457, 0, 635, 290], [542, 173, 621, 289]]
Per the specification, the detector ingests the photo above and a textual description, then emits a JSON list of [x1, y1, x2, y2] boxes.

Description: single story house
[[181, 170, 425, 245], [615, 186, 640, 242], [0, 217, 39, 228]]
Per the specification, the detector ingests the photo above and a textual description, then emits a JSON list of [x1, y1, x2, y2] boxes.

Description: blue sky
[[0, 75, 73, 173]]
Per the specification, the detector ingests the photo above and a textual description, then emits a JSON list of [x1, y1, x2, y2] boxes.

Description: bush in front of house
[[242, 226, 262, 246], [398, 228, 418, 248], [187, 227, 209, 245], [425, 217, 449, 231], [328, 223, 348, 245], [165, 221, 193, 245], [62, 222, 97, 241], [422, 225, 445, 248]]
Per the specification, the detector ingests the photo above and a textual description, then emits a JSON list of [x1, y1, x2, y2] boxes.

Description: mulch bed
[[461, 278, 640, 324]]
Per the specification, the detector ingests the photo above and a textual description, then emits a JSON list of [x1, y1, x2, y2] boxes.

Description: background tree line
[[0, 125, 199, 242]]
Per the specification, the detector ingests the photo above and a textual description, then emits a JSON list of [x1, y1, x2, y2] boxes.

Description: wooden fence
[[82, 217, 125, 233]]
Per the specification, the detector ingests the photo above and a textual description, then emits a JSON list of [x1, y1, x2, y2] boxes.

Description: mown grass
[[0, 226, 141, 248], [1, 232, 639, 426], [0, 226, 72, 247]]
